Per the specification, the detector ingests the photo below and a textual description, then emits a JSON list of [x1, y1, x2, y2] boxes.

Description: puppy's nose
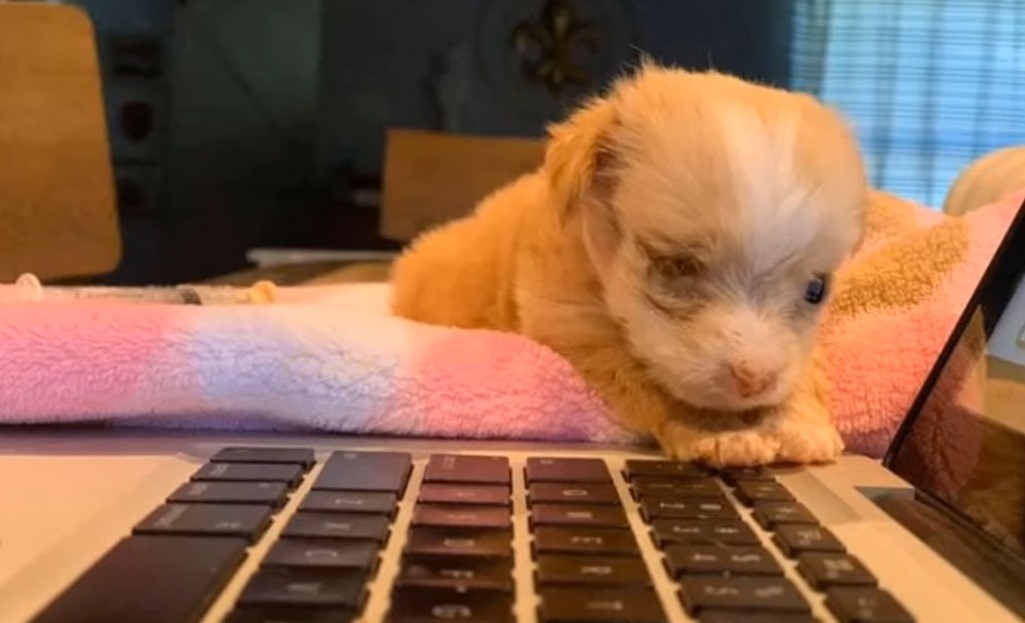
[[729, 361, 777, 398]]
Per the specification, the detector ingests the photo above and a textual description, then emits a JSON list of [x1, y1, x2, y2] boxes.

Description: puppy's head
[[544, 64, 866, 412]]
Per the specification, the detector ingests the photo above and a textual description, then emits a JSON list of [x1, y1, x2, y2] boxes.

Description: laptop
[[2, 200, 1025, 623]]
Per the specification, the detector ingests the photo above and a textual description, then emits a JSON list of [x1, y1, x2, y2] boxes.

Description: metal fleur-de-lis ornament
[[512, 0, 599, 95]]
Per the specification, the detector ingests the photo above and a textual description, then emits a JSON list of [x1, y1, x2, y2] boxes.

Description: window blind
[[790, 0, 1025, 208]]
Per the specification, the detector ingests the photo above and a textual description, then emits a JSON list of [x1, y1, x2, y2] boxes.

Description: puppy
[[391, 64, 866, 466]]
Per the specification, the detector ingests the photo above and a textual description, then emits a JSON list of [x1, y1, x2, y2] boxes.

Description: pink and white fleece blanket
[[1, 189, 1022, 457]]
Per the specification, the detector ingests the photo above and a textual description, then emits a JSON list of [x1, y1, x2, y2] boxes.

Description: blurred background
[[11, 0, 1025, 284]]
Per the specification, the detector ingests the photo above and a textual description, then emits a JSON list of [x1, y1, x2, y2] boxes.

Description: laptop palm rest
[[874, 491, 1025, 618]]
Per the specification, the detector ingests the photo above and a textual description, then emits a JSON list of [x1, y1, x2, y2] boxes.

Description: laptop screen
[[886, 198, 1025, 560]]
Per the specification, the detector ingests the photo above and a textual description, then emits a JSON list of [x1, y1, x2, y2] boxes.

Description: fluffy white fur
[[391, 63, 867, 466]]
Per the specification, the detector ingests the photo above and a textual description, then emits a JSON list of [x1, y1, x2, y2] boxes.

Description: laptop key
[[211, 446, 315, 469], [824, 587, 914, 623], [773, 524, 846, 557], [134, 503, 273, 542], [678, 576, 810, 615], [412, 504, 511, 530], [641, 498, 738, 521], [282, 512, 390, 542], [313, 451, 412, 494], [718, 467, 775, 486], [387, 587, 513, 623], [27, 535, 246, 623], [532, 526, 639, 556], [623, 459, 706, 480], [526, 458, 612, 483], [752, 502, 818, 529], [631, 477, 723, 500], [404, 527, 512, 558], [734, 481, 794, 506], [538, 587, 666, 622], [225, 606, 353, 623], [168, 481, 289, 507], [528, 483, 621, 505], [651, 519, 760, 548], [263, 539, 379, 570], [397, 558, 514, 592], [301, 491, 397, 516], [419, 483, 511, 506], [536, 555, 651, 587], [238, 567, 366, 610], [797, 552, 877, 589], [530, 503, 629, 529], [424, 454, 511, 485], [697, 613, 817, 623], [664, 544, 783, 577], [192, 462, 304, 487]]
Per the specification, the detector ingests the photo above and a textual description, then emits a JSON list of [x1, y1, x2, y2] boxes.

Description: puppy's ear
[[543, 97, 619, 224], [846, 188, 872, 259], [544, 97, 623, 276]]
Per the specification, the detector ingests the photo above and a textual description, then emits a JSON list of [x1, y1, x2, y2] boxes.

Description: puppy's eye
[[654, 255, 702, 281], [804, 273, 830, 305]]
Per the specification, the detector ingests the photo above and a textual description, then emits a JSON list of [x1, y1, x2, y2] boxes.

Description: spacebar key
[[30, 535, 247, 623]]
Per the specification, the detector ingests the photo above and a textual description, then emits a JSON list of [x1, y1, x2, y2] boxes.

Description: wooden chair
[[226, 128, 545, 286], [0, 2, 120, 282], [379, 128, 544, 241]]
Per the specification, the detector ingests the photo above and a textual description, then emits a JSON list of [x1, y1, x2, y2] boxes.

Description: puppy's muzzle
[[729, 361, 778, 398]]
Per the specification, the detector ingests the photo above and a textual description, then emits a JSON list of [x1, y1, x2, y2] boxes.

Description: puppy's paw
[[692, 430, 782, 468], [772, 416, 844, 464], [657, 418, 780, 467], [655, 419, 702, 461]]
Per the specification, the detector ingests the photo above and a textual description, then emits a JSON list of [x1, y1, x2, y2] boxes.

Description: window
[[790, 0, 1025, 207]]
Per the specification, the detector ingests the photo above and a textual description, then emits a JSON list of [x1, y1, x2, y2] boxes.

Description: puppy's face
[[545, 67, 866, 411]]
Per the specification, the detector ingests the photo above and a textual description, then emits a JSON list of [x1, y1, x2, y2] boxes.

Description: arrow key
[[679, 577, 810, 615], [262, 539, 378, 571], [300, 491, 397, 517], [665, 544, 783, 577], [387, 587, 512, 623], [536, 555, 651, 587], [539, 587, 666, 622], [237, 567, 366, 610]]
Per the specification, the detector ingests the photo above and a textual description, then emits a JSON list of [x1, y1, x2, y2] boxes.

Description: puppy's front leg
[[661, 414, 782, 466], [529, 319, 710, 459], [554, 334, 785, 465], [663, 362, 841, 467], [686, 362, 843, 467], [764, 362, 844, 464]]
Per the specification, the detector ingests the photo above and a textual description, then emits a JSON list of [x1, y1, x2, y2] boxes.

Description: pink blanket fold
[[0, 293, 633, 443], [1, 189, 1022, 456]]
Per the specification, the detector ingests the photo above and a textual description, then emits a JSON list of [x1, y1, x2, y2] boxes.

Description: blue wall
[[69, 0, 795, 282], [319, 0, 794, 175]]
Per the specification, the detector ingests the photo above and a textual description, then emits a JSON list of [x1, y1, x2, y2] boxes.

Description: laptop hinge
[[872, 490, 1025, 618]]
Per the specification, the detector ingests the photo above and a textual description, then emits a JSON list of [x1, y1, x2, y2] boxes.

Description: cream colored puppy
[[391, 64, 866, 466]]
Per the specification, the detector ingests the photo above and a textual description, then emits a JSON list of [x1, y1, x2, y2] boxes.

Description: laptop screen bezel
[[883, 194, 1025, 467]]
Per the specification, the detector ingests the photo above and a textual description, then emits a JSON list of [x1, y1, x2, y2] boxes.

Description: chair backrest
[[380, 128, 544, 241], [0, 2, 120, 281]]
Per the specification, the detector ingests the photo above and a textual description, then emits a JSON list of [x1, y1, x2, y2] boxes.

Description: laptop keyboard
[[28, 448, 915, 623]]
